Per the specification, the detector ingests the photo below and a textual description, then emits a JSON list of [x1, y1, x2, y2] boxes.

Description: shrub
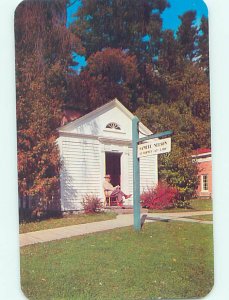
[[81, 194, 103, 213], [174, 198, 192, 209], [19, 189, 61, 223], [159, 145, 199, 202], [141, 182, 178, 210]]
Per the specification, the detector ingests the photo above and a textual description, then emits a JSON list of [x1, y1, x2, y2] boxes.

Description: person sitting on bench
[[103, 174, 132, 206]]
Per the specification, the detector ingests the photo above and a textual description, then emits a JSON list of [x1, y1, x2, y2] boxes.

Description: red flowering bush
[[141, 182, 178, 210], [81, 194, 103, 214]]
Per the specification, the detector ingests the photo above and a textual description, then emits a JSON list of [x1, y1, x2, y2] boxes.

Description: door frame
[[105, 151, 122, 187], [100, 143, 130, 198]]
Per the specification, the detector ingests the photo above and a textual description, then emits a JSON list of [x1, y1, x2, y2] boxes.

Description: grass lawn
[[19, 212, 117, 234], [20, 222, 214, 300], [190, 198, 213, 211], [150, 198, 213, 213], [184, 214, 213, 222]]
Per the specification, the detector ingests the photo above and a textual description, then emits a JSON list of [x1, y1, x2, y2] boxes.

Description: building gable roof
[[58, 98, 152, 135]]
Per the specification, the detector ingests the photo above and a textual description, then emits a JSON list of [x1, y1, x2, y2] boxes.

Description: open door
[[105, 152, 121, 187]]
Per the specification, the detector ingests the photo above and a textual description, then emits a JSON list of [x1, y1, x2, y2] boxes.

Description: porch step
[[104, 206, 148, 215]]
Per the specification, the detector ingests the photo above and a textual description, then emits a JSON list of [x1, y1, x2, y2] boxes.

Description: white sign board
[[138, 137, 171, 158]]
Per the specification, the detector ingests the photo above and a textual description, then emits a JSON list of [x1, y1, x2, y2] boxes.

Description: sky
[[162, 0, 208, 30], [67, 0, 208, 29], [67, 0, 208, 70]]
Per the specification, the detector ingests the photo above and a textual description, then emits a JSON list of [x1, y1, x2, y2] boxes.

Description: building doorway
[[105, 152, 122, 187]]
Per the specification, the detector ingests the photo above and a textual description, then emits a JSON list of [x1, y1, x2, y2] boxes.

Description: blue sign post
[[132, 117, 173, 231], [132, 116, 141, 231]]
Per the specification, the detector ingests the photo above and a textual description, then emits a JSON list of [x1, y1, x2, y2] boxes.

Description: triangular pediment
[[58, 98, 152, 139]]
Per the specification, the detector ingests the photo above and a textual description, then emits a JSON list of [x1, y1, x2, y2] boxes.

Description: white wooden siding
[[128, 148, 133, 195], [61, 139, 101, 210], [128, 147, 158, 195]]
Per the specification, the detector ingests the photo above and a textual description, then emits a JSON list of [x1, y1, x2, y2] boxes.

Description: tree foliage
[[197, 16, 209, 74], [177, 10, 198, 61], [68, 48, 139, 111], [15, 0, 83, 212], [159, 145, 199, 204], [73, 0, 170, 61], [158, 29, 182, 73], [71, 0, 171, 109]]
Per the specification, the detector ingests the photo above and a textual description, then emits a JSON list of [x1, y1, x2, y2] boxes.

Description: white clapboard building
[[57, 99, 158, 211]]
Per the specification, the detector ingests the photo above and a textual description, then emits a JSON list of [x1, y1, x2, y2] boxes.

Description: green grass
[[20, 222, 214, 300], [184, 214, 213, 222], [190, 198, 213, 211], [150, 198, 213, 213], [19, 212, 117, 234]]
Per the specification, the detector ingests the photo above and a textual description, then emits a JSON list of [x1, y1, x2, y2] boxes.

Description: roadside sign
[[138, 137, 171, 158], [132, 116, 173, 231]]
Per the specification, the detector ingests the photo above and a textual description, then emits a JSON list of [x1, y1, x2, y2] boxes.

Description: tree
[[197, 16, 209, 74], [72, 0, 170, 108], [15, 0, 83, 215], [159, 61, 210, 121], [135, 96, 210, 151], [15, 0, 83, 105], [68, 48, 140, 111], [17, 76, 61, 213], [158, 145, 199, 205], [179, 63, 210, 121], [158, 29, 182, 73], [73, 0, 170, 61], [177, 10, 198, 61]]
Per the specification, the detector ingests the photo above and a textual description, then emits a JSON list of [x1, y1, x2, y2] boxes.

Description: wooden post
[[132, 116, 141, 231]]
